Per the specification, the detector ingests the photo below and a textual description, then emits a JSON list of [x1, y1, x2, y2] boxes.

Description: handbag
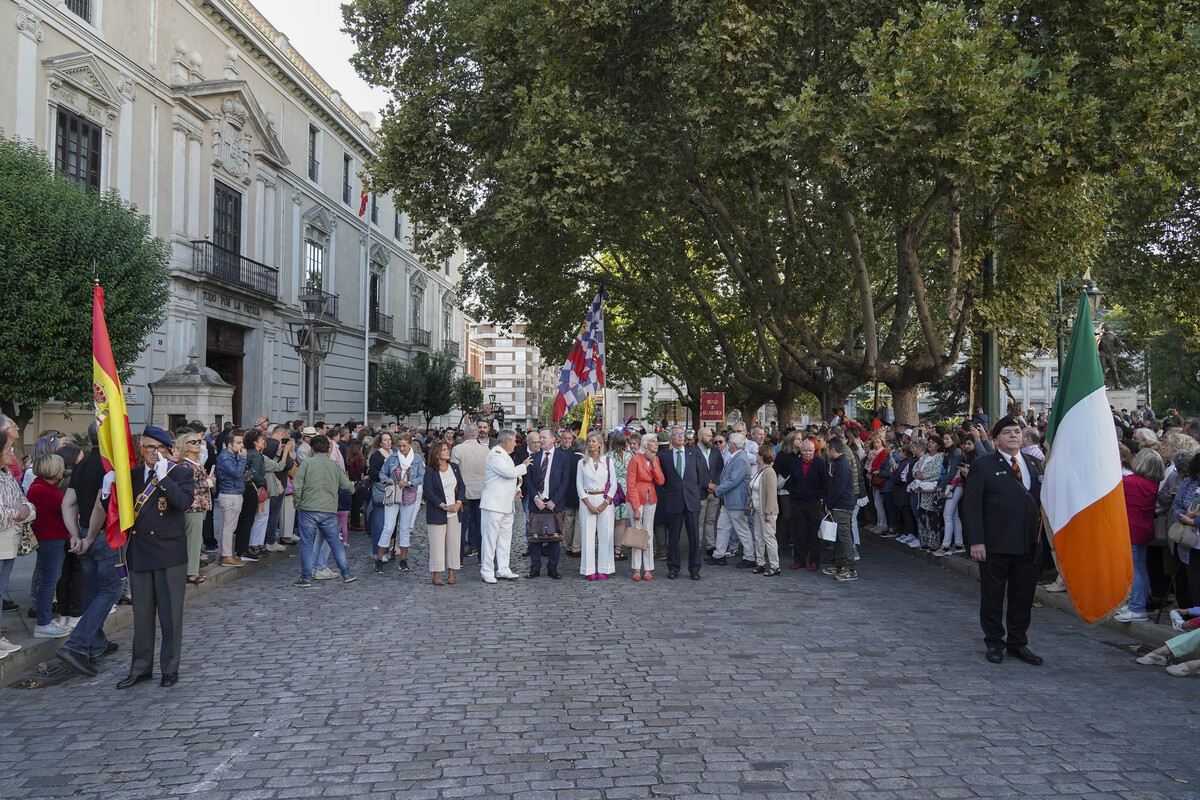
[[819, 513, 838, 542], [16, 522, 38, 556], [256, 486, 268, 505], [400, 469, 419, 506], [1168, 519, 1199, 550], [383, 483, 401, 507], [528, 511, 564, 542], [615, 523, 649, 551]]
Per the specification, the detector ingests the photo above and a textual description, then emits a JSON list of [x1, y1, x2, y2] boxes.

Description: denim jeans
[[1129, 544, 1149, 614], [266, 493, 285, 544], [34, 539, 67, 626], [297, 511, 350, 582], [462, 498, 482, 555], [62, 532, 123, 659], [0, 558, 14, 603]]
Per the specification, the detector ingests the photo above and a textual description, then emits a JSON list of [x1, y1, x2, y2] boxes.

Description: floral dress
[[612, 451, 630, 522], [914, 452, 945, 549]]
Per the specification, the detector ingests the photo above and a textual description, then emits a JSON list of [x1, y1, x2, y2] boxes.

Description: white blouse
[[577, 456, 617, 501]]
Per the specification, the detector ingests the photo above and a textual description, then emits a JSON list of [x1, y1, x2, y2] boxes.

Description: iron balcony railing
[[300, 287, 340, 321], [191, 240, 279, 299], [370, 309, 394, 337], [443, 339, 460, 358], [410, 327, 431, 348]]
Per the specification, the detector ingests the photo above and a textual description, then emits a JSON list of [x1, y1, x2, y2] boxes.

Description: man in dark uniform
[[117, 425, 195, 689], [962, 416, 1044, 666]]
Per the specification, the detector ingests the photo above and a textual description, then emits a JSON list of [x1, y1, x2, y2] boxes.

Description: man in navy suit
[[525, 428, 568, 579], [963, 415, 1045, 666], [656, 425, 706, 579]]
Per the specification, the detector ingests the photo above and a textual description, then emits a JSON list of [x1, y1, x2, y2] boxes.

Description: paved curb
[[869, 531, 1174, 648], [0, 547, 293, 684]]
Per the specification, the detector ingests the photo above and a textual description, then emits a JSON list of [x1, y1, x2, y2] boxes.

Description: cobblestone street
[[2, 522, 1196, 800]]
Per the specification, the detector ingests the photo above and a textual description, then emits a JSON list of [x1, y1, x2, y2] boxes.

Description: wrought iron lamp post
[[285, 293, 338, 426]]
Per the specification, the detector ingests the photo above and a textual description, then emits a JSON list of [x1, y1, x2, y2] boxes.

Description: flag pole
[[363, 207, 371, 426]]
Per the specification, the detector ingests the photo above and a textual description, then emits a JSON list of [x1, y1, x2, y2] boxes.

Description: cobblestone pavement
[[2, 515, 1197, 800]]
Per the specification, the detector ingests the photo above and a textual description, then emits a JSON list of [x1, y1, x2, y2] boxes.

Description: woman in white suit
[[577, 432, 617, 580]]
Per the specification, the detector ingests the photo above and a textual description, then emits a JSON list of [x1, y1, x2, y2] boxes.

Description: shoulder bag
[[1167, 518, 1199, 550], [16, 522, 38, 556]]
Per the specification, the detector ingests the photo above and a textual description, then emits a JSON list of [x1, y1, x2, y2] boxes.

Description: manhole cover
[[8, 662, 77, 690], [1101, 640, 1153, 656]]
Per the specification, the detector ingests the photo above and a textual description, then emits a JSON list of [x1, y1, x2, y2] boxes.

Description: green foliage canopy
[[0, 135, 170, 428], [345, 0, 1200, 422]]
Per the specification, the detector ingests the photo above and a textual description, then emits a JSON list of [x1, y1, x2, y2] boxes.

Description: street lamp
[[1083, 269, 1103, 321], [488, 393, 505, 425], [284, 293, 338, 426]]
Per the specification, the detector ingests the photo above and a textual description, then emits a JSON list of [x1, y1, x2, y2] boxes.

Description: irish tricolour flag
[[1043, 292, 1132, 623]]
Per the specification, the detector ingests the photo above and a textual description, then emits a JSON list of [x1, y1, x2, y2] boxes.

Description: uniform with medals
[[119, 426, 195, 689]]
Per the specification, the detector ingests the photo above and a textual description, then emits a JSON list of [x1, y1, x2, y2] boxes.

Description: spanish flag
[[93, 286, 136, 550], [1043, 292, 1132, 623]]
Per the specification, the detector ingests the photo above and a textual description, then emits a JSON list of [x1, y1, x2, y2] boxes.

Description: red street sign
[[700, 392, 725, 422]]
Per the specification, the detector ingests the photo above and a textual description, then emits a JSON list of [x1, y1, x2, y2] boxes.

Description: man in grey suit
[[656, 425, 706, 580], [118, 426, 195, 689], [707, 433, 752, 567]]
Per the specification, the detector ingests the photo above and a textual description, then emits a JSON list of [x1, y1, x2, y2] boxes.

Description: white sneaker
[[481, 574, 498, 584], [1043, 577, 1067, 592], [266, 543, 287, 552], [950, 545, 966, 554], [1136, 652, 1168, 665], [497, 571, 520, 580], [0, 637, 20, 652], [1166, 662, 1198, 677], [1171, 609, 1186, 631], [33, 623, 72, 639], [906, 537, 921, 549], [1114, 609, 1149, 623], [313, 568, 339, 580], [66, 616, 81, 629]]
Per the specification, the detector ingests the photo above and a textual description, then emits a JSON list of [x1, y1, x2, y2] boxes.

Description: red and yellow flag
[[359, 189, 369, 217], [93, 286, 135, 549]]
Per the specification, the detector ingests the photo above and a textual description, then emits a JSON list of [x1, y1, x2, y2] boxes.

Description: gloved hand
[[154, 457, 171, 481], [101, 470, 117, 499]]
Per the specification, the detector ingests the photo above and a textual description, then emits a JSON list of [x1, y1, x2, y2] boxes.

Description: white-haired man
[[479, 429, 531, 583]]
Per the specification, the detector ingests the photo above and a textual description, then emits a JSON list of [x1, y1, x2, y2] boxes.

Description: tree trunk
[[889, 384, 921, 427]]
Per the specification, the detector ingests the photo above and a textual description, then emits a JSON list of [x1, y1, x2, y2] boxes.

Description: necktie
[[1010, 456, 1022, 483], [676, 450, 684, 476], [539, 453, 549, 491]]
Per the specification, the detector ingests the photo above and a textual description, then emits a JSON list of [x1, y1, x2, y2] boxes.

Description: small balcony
[[443, 339, 461, 359], [410, 327, 431, 348], [369, 309, 394, 337], [300, 287, 339, 321], [191, 240, 279, 300]]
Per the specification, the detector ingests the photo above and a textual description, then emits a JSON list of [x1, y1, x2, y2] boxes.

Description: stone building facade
[[3, 0, 469, 431]]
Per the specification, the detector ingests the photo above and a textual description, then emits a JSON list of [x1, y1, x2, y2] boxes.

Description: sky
[[251, 0, 392, 119]]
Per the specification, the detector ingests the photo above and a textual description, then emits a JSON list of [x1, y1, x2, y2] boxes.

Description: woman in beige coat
[[750, 448, 781, 575], [0, 431, 36, 657]]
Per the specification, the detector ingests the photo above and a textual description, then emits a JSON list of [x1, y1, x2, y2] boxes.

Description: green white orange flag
[[1043, 292, 1132, 623], [93, 285, 136, 550]]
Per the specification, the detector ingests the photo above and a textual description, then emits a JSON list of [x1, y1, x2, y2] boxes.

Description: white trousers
[[713, 505, 751, 561], [480, 508, 516, 579], [579, 502, 616, 576], [630, 502, 655, 572], [249, 504, 269, 547], [753, 511, 779, 569]]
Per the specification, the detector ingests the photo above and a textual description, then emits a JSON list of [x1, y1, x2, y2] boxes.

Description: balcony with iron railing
[[443, 339, 461, 359], [410, 327, 431, 348], [369, 309, 394, 337], [300, 287, 339, 321], [191, 240, 279, 300]]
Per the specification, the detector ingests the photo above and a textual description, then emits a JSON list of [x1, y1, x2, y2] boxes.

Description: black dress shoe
[[985, 646, 1005, 664], [99, 641, 119, 658], [160, 672, 179, 688], [2, 599, 17, 611], [703, 556, 727, 565], [526, 570, 540, 579], [116, 673, 152, 689], [667, 570, 679, 579], [1007, 646, 1043, 666], [547, 569, 561, 579], [690, 571, 701, 580], [117, 595, 133, 606], [55, 648, 98, 677], [735, 559, 755, 569]]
